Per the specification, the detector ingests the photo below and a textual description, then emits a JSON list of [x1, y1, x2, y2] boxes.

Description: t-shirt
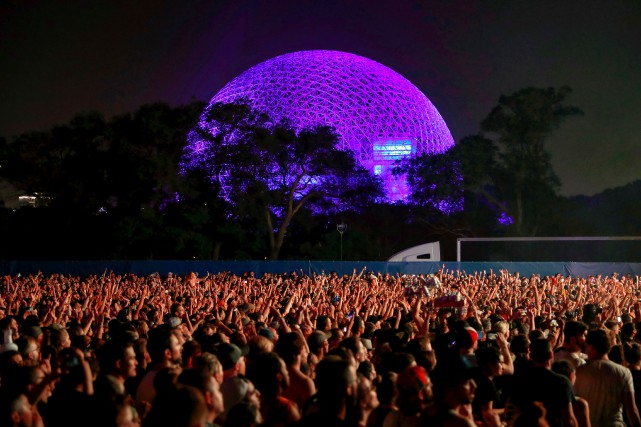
[[554, 348, 587, 369], [510, 366, 575, 427], [44, 387, 95, 427], [136, 369, 158, 404], [220, 375, 248, 423], [631, 370, 641, 416], [626, 369, 641, 426], [575, 359, 635, 427], [472, 373, 501, 419]]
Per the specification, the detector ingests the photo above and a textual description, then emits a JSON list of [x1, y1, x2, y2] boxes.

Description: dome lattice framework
[[189, 50, 455, 201]]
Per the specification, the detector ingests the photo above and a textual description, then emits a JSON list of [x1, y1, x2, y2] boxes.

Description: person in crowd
[[247, 351, 300, 426], [43, 348, 94, 427], [315, 316, 332, 334], [0, 316, 20, 354], [16, 336, 40, 368], [247, 335, 275, 366], [357, 360, 377, 383], [340, 336, 369, 366], [383, 365, 431, 427], [0, 392, 42, 427], [575, 329, 641, 427], [472, 346, 504, 427], [421, 355, 476, 427], [551, 361, 591, 427], [554, 321, 588, 369], [48, 328, 71, 354], [307, 331, 329, 371], [275, 332, 316, 410], [297, 355, 357, 426], [177, 368, 225, 427], [95, 337, 138, 399], [605, 319, 622, 345], [142, 384, 207, 427], [511, 338, 578, 427], [351, 317, 366, 338], [510, 334, 531, 373], [367, 372, 398, 427], [621, 322, 637, 344], [350, 373, 380, 427], [624, 342, 641, 417], [192, 352, 224, 386], [216, 342, 248, 423], [227, 401, 261, 427], [136, 326, 182, 405]]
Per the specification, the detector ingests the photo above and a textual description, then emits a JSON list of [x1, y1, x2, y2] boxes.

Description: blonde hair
[[248, 335, 275, 355], [192, 352, 223, 376], [493, 320, 510, 335]]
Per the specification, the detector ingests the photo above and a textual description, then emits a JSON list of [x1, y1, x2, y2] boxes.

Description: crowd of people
[[1, 268, 641, 427]]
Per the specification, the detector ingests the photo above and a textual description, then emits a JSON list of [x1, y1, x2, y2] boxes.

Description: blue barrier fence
[[2, 260, 641, 277]]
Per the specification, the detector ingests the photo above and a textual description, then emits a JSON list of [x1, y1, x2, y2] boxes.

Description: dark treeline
[[1, 91, 640, 261]]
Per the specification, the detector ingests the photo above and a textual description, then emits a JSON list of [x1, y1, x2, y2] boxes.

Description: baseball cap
[[166, 317, 181, 328], [257, 327, 274, 340], [464, 327, 478, 343], [307, 331, 328, 353], [217, 343, 245, 370], [397, 365, 429, 393]]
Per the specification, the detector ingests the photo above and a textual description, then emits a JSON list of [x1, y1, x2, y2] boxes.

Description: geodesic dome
[[189, 50, 455, 201]]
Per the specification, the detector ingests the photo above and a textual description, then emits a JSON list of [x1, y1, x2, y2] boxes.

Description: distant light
[[498, 212, 514, 225], [18, 195, 37, 208]]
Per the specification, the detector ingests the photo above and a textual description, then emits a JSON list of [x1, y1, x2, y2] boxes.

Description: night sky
[[1, 0, 640, 196]]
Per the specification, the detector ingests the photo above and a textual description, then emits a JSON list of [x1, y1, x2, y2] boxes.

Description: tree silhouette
[[480, 86, 582, 234], [398, 87, 582, 236], [183, 102, 383, 259]]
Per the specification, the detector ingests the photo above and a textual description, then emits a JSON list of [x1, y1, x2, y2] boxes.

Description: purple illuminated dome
[[190, 50, 454, 201]]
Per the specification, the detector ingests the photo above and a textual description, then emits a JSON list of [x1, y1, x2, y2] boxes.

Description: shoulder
[[136, 370, 158, 401], [609, 361, 635, 386], [291, 369, 315, 389], [383, 409, 401, 427], [601, 360, 633, 378], [609, 360, 632, 372], [278, 396, 301, 419], [574, 396, 589, 411], [221, 375, 245, 392], [279, 395, 298, 408], [541, 370, 574, 400], [576, 360, 599, 375]]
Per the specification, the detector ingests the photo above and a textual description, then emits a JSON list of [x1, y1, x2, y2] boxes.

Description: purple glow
[[185, 50, 454, 201], [498, 212, 514, 226]]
